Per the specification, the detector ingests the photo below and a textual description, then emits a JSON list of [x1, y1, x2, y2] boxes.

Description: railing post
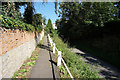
[[57, 51, 61, 67], [53, 43, 55, 54], [50, 39, 53, 47]]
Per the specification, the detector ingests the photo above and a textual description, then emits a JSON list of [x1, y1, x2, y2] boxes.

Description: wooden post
[[53, 43, 55, 54], [57, 51, 61, 67]]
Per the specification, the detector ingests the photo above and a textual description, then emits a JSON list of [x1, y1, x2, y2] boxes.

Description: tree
[[46, 19, 53, 33], [56, 2, 118, 41], [42, 17, 46, 25], [114, 1, 120, 18], [23, 2, 35, 24], [32, 13, 43, 32], [55, 19, 60, 29], [85, 2, 118, 27]]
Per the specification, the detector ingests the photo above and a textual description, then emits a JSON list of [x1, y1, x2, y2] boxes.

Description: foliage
[[31, 54, 39, 60], [44, 26, 49, 34], [57, 2, 118, 42], [55, 19, 61, 30], [12, 37, 44, 78], [12, 71, 19, 78], [50, 33, 100, 78], [42, 17, 46, 25], [32, 13, 43, 32], [1, 2, 43, 33], [59, 64, 70, 78], [55, 2, 120, 70], [19, 69, 29, 73], [114, 1, 120, 18], [23, 2, 35, 24], [46, 18, 53, 33], [1, 15, 35, 31], [27, 61, 35, 66], [0, 4, 22, 20]]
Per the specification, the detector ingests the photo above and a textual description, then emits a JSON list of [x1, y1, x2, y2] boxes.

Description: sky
[[20, 2, 61, 24]]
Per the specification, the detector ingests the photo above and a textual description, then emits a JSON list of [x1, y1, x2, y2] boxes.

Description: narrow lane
[[29, 36, 53, 78], [71, 48, 120, 79]]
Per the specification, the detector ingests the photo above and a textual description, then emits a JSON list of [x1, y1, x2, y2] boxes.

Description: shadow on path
[[38, 44, 53, 52], [76, 52, 100, 65], [47, 36, 56, 80], [72, 48, 120, 79], [49, 60, 57, 66], [29, 36, 57, 79]]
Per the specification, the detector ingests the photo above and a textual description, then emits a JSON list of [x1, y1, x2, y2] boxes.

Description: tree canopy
[[56, 2, 119, 41], [32, 13, 43, 32]]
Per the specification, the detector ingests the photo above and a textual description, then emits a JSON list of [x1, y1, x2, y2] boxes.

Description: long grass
[[50, 33, 100, 78]]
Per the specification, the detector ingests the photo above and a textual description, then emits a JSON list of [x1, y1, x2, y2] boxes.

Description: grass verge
[[50, 33, 100, 78]]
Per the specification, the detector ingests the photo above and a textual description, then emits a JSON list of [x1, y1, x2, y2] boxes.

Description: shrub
[[1, 15, 35, 32]]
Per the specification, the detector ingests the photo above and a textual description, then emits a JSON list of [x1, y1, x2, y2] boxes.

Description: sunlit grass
[[50, 33, 100, 78]]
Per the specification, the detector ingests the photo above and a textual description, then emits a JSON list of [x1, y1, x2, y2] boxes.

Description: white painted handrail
[[48, 34, 74, 79], [53, 43, 55, 54], [61, 58, 74, 79], [55, 47, 59, 52]]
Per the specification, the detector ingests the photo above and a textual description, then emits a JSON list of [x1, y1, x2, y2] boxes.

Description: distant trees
[[45, 19, 53, 33]]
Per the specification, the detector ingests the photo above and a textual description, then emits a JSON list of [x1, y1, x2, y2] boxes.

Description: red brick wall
[[0, 28, 43, 56]]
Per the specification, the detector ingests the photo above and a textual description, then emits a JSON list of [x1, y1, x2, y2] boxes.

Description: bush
[[1, 15, 35, 32]]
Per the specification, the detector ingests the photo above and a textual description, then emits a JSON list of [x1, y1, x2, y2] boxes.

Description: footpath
[[71, 48, 120, 79], [29, 36, 59, 79]]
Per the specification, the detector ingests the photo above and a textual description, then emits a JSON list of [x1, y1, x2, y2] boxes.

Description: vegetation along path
[[29, 36, 59, 79], [71, 48, 120, 79]]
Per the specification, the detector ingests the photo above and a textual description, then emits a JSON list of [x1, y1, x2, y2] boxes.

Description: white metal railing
[[48, 34, 74, 79]]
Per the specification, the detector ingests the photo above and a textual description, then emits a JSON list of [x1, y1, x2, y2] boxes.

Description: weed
[[18, 73, 24, 77], [22, 64, 26, 66], [26, 69, 29, 72], [50, 33, 100, 78], [59, 66, 67, 75], [12, 71, 18, 78], [12, 35, 44, 78], [19, 69, 29, 73], [27, 61, 35, 66], [19, 69, 26, 73]]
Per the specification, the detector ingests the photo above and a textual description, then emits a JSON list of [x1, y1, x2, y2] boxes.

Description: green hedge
[[0, 15, 35, 32]]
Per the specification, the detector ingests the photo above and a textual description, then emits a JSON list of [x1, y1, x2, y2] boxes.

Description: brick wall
[[0, 29, 37, 55], [0, 27, 44, 79]]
